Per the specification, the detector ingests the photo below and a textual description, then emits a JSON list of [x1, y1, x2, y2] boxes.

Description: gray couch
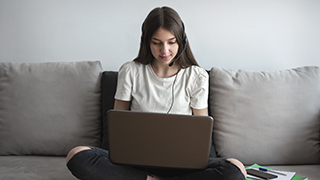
[[0, 61, 319, 180]]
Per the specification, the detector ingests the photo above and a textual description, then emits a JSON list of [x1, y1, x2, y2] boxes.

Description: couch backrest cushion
[[0, 61, 102, 155], [101, 71, 118, 150], [209, 66, 320, 165]]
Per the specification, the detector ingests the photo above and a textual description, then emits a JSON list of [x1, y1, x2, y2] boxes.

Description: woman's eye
[[169, 41, 176, 44], [152, 42, 159, 45]]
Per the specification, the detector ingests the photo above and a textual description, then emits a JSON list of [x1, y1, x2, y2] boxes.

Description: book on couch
[[246, 164, 307, 180]]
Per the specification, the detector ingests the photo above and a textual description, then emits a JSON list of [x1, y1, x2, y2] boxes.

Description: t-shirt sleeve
[[114, 62, 133, 101], [190, 68, 209, 109]]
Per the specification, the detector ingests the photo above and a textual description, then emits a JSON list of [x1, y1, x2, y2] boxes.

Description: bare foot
[[227, 158, 247, 177], [146, 174, 165, 180]]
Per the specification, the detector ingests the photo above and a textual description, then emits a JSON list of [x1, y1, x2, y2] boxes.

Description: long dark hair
[[133, 6, 199, 68]]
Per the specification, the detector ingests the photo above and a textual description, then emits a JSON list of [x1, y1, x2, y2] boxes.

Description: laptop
[[107, 110, 213, 169]]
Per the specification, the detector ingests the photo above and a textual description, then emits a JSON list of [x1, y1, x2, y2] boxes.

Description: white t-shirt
[[114, 61, 208, 115]]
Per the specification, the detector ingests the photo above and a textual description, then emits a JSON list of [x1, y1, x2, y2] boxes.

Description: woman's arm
[[192, 107, 208, 116], [114, 99, 131, 110]]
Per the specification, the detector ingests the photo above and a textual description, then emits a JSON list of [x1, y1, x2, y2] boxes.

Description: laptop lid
[[107, 110, 213, 169]]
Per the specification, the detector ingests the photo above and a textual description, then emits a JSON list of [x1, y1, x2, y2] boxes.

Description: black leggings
[[67, 147, 245, 180]]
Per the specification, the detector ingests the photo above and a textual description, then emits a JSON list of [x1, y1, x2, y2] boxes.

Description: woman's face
[[150, 27, 179, 66]]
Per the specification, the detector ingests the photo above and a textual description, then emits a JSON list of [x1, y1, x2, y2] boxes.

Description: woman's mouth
[[160, 55, 170, 60]]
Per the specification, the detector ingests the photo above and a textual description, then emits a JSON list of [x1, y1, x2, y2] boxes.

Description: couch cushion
[[209, 66, 320, 165], [101, 71, 118, 150], [0, 61, 102, 155], [0, 156, 76, 180]]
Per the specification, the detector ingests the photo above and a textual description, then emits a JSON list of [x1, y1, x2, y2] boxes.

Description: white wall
[[0, 0, 319, 71]]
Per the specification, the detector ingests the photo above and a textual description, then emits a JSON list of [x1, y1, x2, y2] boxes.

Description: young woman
[[66, 6, 247, 180]]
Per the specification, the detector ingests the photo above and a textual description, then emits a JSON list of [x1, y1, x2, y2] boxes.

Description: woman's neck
[[151, 61, 180, 78]]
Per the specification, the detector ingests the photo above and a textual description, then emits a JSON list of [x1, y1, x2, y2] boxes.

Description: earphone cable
[[167, 66, 180, 114]]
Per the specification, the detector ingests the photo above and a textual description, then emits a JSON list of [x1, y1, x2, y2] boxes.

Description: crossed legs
[[66, 146, 246, 180]]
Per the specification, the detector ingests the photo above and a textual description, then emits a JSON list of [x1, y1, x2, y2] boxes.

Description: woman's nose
[[161, 43, 169, 54]]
